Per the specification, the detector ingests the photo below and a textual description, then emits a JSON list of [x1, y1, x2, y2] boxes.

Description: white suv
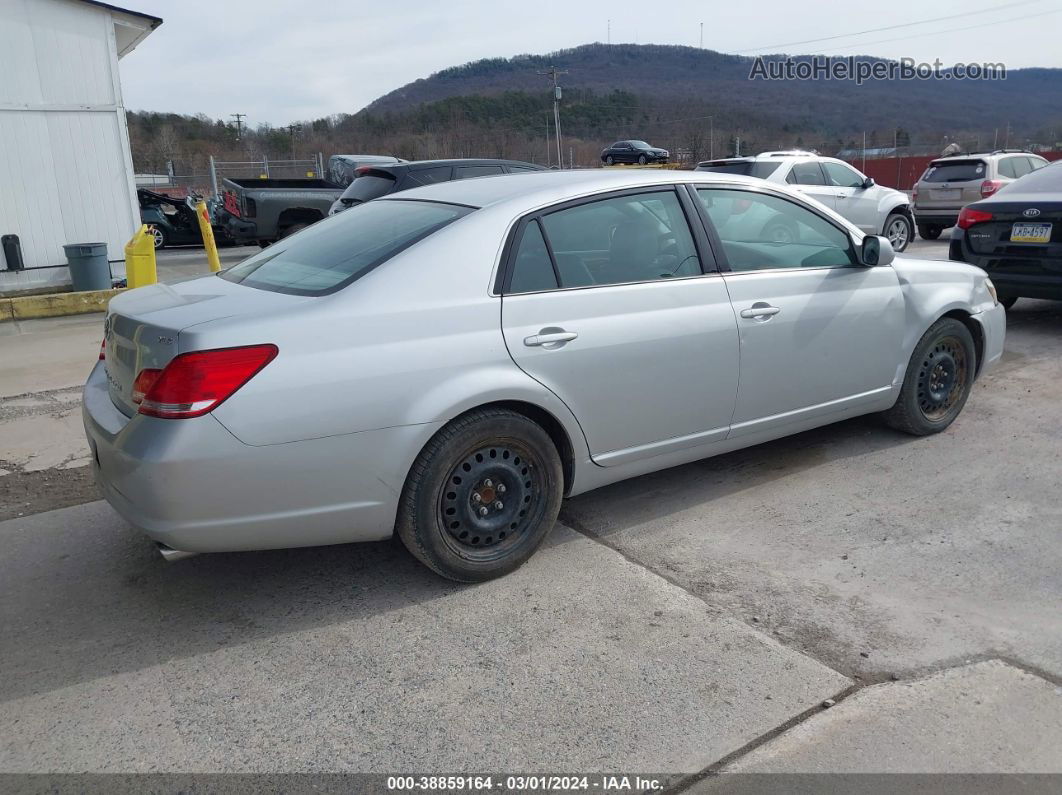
[[696, 151, 914, 251]]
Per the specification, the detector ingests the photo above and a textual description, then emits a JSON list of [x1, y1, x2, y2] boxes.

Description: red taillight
[[131, 368, 162, 405], [957, 207, 993, 229], [355, 166, 371, 175], [136, 344, 278, 419], [980, 179, 1002, 198], [99, 340, 106, 361]]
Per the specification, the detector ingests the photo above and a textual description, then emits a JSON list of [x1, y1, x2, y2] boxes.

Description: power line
[[734, 0, 1044, 53], [824, 7, 1061, 52]]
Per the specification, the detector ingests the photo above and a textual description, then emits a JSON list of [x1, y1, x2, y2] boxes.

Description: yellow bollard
[[194, 200, 223, 273], [124, 224, 157, 288]]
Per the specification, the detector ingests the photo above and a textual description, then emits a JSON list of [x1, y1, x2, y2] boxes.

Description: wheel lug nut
[[494, 501, 504, 510], [483, 479, 493, 487], [497, 484, 506, 493], [478, 506, 489, 516], [472, 493, 482, 503]]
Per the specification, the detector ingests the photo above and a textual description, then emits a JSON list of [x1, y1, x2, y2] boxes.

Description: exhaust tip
[[156, 542, 199, 562]]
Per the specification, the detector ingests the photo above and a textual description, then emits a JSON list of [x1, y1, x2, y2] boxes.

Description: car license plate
[[1010, 222, 1052, 244], [931, 189, 960, 201]]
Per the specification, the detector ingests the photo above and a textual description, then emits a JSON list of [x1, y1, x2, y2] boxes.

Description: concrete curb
[[0, 288, 124, 322]]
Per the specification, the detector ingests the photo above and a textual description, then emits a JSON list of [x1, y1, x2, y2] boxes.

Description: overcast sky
[[118, 0, 1062, 126]]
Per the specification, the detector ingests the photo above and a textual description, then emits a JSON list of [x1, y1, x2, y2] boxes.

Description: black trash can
[[63, 243, 111, 291]]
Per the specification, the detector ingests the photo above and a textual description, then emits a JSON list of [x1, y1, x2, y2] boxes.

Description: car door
[[499, 187, 740, 466], [617, 142, 634, 163], [822, 161, 880, 234], [692, 185, 905, 438], [784, 161, 838, 212]]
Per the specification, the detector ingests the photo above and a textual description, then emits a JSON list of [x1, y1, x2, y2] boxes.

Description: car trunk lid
[[103, 276, 308, 417]]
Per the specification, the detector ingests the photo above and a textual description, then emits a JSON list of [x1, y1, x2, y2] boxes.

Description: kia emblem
[[1023, 208, 1041, 217]]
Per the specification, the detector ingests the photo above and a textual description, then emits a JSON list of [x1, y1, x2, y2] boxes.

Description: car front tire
[[883, 317, 976, 436], [396, 408, 564, 582], [605, 155, 614, 165], [883, 212, 913, 252], [638, 154, 648, 165]]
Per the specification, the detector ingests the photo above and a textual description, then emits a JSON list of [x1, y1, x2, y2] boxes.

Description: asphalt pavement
[[2, 236, 1061, 781]]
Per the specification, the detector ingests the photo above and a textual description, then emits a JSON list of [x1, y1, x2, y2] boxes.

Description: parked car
[[327, 159, 545, 215], [949, 159, 1062, 308], [913, 150, 1049, 240], [697, 152, 915, 251], [137, 189, 229, 250], [600, 140, 669, 165], [217, 177, 345, 246], [326, 154, 405, 187], [85, 169, 1004, 581]]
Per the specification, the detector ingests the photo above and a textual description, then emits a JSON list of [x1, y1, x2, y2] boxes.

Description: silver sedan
[[84, 170, 1006, 581]]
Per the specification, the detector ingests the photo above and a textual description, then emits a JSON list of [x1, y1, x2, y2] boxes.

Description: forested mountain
[[128, 43, 1062, 176]]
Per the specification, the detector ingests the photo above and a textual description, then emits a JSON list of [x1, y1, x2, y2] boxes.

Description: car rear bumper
[[950, 235, 1062, 300], [82, 361, 436, 553], [914, 210, 959, 226], [220, 214, 258, 243]]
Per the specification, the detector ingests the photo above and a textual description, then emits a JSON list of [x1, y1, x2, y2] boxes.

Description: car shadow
[[559, 414, 916, 541]]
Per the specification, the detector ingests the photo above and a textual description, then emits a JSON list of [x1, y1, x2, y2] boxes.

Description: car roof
[[382, 168, 767, 210], [385, 158, 543, 170]]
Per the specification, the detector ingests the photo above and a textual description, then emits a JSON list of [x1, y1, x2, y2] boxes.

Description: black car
[[600, 140, 669, 165], [328, 158, 545, 215], [949, 159, 1062, 308]]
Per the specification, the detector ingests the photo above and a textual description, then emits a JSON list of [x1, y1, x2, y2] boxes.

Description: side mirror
[[861, 235, 894, 267], [863, 177, 875, 189]]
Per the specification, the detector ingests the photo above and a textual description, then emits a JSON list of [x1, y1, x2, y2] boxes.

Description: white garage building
[[0, 0, 160, 292]]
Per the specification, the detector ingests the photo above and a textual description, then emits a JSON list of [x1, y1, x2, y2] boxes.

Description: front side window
[[221, 200, 471, 296], [823, 162, 865, 188], [786, 162, 826, 186], [696, 188, 857, 272]]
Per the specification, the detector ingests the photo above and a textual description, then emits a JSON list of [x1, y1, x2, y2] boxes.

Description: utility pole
[[230, 113, 245, 141], [538, 65, 567, 169], [607, 19, 611, 45], [709, 116, 714, 160], [700, 22, 703, 48], [286, 123, 302, 161]]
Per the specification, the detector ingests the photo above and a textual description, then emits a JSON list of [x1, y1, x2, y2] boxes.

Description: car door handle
[[739, 304, 781, 320], [524, 330, 578, 347]]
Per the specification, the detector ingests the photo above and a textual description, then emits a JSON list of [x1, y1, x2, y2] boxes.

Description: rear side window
[[455, 165, 505, 179], [786, 162, 826, 185], [340, 173, 396, 203], [1003, 161, 1062, 193], [998, 158, 1019, 178], [697, 162, 781, 179], [221, 200, 471, 296], [922, 160, 986, 182], [408, 167, 453, 186], [508, 221, 558, 293]]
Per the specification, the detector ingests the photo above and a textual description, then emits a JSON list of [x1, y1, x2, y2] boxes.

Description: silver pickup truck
[[217, 177, 344, 246]]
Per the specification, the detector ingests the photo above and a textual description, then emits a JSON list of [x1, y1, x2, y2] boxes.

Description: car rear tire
[[638, 154, 648, 165], [884, 212, 913, 252], [917, 224, 942, 240], [882, 317, 976, 436], [396, 408, 564, 582], [999, 296, 1018, 310], [278, 223, 308, 239], [149, 226, 167, 250]]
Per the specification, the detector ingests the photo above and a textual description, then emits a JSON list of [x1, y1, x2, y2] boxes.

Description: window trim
[[688, 183, 861, 275], [494, 185, 717, 296]]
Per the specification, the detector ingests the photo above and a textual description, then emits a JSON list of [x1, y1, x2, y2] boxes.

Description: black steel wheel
[[397, 408, 563, 581], [883, 317, 977, 436]]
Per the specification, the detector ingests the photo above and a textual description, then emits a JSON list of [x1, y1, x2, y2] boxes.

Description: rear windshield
[[696, 162, 781, 179], [339, 173, 398, 204], [220, 200, 471, 296], [921, 160, 987, 183]]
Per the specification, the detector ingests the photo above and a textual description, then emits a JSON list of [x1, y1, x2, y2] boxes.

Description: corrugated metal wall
[[0, 0, 140, 272]]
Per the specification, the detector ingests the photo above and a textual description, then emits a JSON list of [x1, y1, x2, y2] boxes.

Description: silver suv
[[697, 151, 915, 251], [913, 150, 1048, 239]]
